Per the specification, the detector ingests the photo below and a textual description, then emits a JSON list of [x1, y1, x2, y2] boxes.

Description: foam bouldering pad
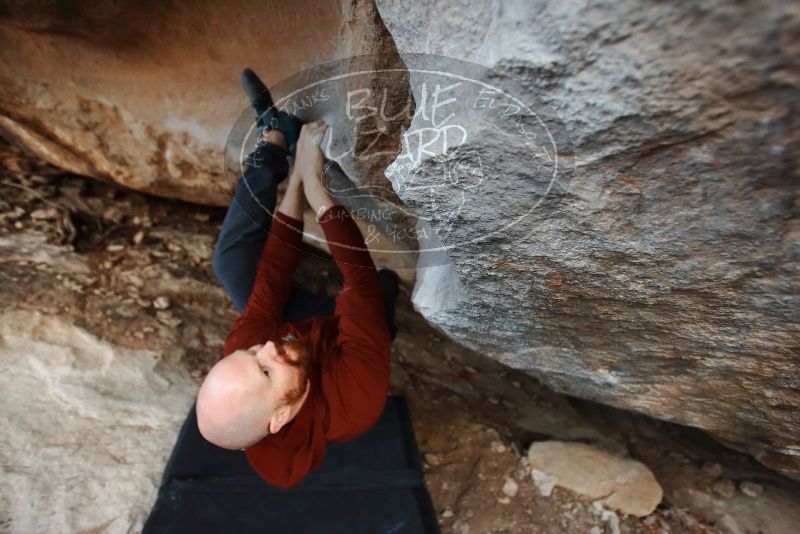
[[144, 395, 439, 533]]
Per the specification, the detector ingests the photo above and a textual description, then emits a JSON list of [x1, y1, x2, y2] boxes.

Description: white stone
[[701, 461, 723, 478], [713, 478, 736, 499], [502, 477, 518, 498], [490, 440, 507, 453], [600, 509, 621, 534], [528, 440, 662, 517], [739, 481, 763, 497], [30, 207, 59, 220], [531, 468, 559, 497]]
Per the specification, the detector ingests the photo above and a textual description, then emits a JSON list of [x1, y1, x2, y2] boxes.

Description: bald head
[[196, 340, 313, 450], [196, 351, 273, 449]]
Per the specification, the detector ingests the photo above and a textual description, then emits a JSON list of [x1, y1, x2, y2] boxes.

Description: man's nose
[[255, 342, 273, 360]]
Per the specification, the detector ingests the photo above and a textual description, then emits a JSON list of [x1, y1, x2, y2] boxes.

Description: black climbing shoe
[[241, 68, 303, 156], [241, 67, 273, 125]]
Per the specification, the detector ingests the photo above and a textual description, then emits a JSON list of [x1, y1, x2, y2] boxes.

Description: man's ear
[[269, 404, 290, 434]]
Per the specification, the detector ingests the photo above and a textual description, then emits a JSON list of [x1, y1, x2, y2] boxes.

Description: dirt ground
[[2, 140, 800, 534]]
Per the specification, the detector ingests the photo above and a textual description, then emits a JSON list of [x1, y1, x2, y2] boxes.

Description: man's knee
[[212, 247, 227, 286], [376, 269, 399, 341], [213, 250, 251, 313], [213, 247, 242, 299], [377, 269, 399, 302]]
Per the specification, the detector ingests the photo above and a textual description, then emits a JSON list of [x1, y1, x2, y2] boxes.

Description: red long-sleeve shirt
[[222, 204, 392, 488]]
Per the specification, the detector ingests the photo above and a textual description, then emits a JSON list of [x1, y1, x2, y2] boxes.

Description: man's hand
[[294, 121, 341, 220], [293, 121, 328, 181]]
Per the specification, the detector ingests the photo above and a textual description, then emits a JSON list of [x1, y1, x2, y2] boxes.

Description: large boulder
[[0, 0, 408, 206], [375, 0, 800, 475]]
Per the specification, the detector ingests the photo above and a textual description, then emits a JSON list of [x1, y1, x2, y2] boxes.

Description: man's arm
[[318, 204, 392, 441], [223, 170, 306, 356], [295, 121, 392, 440]]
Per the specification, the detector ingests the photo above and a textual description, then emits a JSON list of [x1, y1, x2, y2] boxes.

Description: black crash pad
[[144, 395, 439, 533]]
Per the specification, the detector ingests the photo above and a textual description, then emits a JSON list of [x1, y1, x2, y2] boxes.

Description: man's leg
[[377, 269, 399, 341], [285, 269, 399, 332], [213, 132, 400, 339], [212, 135, 289, 313], [212, 130, 343, 321], [281, 285, 335, 322], [281, 269, 399, 341]]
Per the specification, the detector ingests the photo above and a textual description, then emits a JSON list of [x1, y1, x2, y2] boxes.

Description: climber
[[195, 68, 399, 488]]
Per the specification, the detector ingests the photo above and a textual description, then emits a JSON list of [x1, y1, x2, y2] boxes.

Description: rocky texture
[[375, 0, 800, 475], [527, 440, 663, 517], [0, 0, 798, 481], [0, 310, 197, 534], [0, 0, 409, 206]]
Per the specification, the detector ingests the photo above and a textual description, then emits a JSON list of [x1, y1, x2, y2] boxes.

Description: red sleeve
[[318, 205, 392, 441], [223, 211, 304, 356]]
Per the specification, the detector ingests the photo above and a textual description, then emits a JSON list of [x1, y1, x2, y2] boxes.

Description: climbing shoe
[[241, 68, 303, 156]]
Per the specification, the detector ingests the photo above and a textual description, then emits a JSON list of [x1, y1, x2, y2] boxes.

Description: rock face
[[1, 0, 798, 477], [0, 0, 408, 206], [0, 310, 197, 534], [374, 0, 800, 475]]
